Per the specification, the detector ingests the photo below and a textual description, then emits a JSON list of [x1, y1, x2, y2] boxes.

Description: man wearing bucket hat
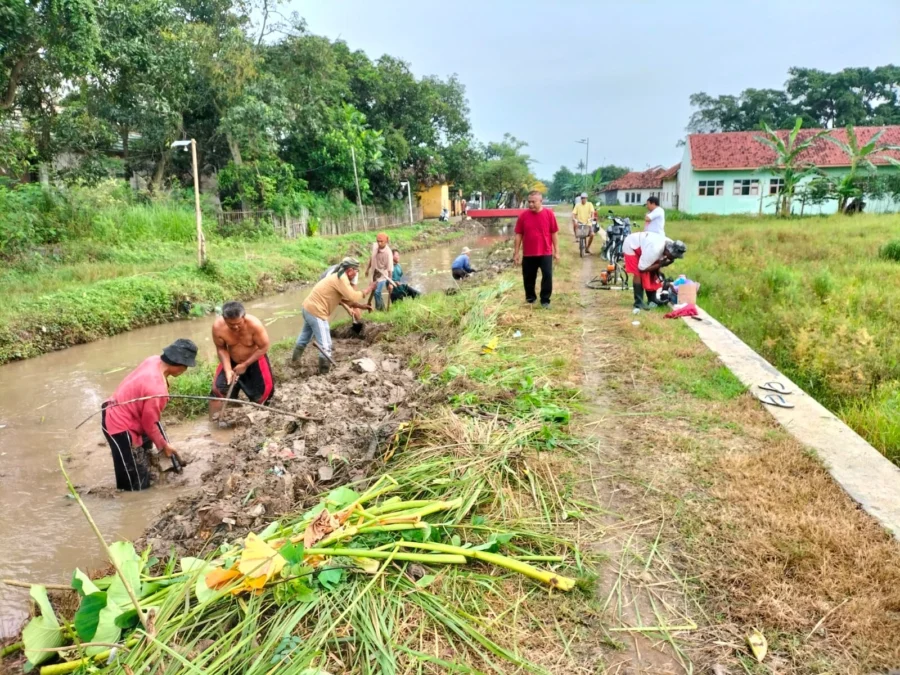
[[451, 246, 477, 280], [572, 192, 597, 255], [101, 339, 198, 491], [292, 257, 377, 373]]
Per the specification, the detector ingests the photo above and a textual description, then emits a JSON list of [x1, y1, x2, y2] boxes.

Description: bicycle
[[575, 221, 590, 258]]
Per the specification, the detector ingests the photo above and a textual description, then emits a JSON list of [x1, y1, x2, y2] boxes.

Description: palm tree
[[754, 118, 827, 217], [824, 125, 900, 213]]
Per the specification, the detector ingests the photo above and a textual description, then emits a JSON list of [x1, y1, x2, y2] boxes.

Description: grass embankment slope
[[0, 207, 461, 364], [668, 213, 900, 462]]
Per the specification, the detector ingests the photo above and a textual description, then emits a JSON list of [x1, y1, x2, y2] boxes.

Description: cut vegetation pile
[[5, 281, 596, 675]]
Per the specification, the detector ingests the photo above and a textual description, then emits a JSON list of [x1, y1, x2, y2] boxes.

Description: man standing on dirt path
[[210, 301, 274, 417], [572, 193, 596, 254], [365, 232, 394, 311], [643, 196, 665, 236], [622, 231, 685, 310], [102, 339, 197, 491], [292, 258, 377, 373], [513, 191, 559, 309]]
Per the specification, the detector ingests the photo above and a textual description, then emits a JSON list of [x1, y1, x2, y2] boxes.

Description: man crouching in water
[[102, 339, 197, 491], [210, 301, 274, 418]]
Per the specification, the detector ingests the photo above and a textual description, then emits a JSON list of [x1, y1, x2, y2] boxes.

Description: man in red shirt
[[513, 191, 560, 308], [102, 339, 198, 491]]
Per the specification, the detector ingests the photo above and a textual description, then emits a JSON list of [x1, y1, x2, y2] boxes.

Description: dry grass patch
[[589, 291, 900, 673]]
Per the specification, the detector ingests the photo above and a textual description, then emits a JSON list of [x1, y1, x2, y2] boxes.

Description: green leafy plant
[[754, 118, 828, 217]]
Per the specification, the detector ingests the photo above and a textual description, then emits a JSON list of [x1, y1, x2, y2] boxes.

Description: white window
[[769, 178, 785, 195], [733, 179, 759, 196], [698, 180, 724, 196]]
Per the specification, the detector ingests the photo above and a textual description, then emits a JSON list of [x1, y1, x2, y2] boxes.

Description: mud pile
[[143, 333, 419, 557]]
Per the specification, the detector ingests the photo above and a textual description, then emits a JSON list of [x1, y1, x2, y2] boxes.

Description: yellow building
[[416, 184, 450, 218]]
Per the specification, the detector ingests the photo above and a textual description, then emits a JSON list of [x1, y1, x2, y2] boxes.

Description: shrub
[[879, 240, 900, 262]]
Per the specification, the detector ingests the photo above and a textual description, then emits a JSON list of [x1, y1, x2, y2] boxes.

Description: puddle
[[0, 228, 508, 635]]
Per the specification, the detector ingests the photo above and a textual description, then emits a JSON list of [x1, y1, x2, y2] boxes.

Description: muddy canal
[[0, 228, 508, 635]]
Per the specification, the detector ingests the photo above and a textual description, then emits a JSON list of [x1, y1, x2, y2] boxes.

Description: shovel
[[217, 374, 240, 429], [342, 305, 364, 336], [312, 339, 338, 368]]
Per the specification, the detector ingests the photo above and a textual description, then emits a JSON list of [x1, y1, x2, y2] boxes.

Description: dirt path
[[553, 239, 900, 673]]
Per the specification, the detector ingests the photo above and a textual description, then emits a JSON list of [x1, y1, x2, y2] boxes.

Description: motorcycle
[[603, 211, 631, 262]]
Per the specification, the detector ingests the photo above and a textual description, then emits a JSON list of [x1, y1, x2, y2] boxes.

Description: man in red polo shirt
[[513, 191, 560, 308]]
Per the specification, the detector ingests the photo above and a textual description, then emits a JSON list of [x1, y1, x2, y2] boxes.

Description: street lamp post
[[576, 138, 590, 195], [400, 181, 413, 224], [171, 139, 205, 266]]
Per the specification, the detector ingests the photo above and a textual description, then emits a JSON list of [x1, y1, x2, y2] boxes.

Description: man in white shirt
[[644, 196, 665, 236], [623, 231, 685, 310]]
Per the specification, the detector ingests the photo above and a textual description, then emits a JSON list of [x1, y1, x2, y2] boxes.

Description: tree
[[754, 118, 827, 217], [476, 134, 535, 206], [0, 0, 100, 112], [687, 89, 796, 133], [548, 166, 576, 201], [824, 125, 900, 213], [687, 66, 900, 135]]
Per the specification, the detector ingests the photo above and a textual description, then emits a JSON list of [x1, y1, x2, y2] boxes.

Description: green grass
[[669, 212, 900, 463], [167, 360, 218, 418], [0, 222, 462, 363]]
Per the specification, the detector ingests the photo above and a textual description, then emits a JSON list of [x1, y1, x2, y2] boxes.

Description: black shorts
[[101, 404, 154, 491], [452, 269, 470, 280], [212, 355, 275, 404]]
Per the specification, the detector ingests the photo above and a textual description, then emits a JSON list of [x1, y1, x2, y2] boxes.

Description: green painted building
[[678, 126, 900, 215]]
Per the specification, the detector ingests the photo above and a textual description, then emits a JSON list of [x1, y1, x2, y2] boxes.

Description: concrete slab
[[684, 308, 900, 540]]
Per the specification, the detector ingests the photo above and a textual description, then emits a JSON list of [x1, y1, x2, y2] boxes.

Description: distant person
[[102, 339, 197, 491], [622, 231, 685, 310], [210, 301, 274, 417], [644, 196, 665, 236], [572, 192, 596, 254], [292, 258, 376, 373], [451, 246, 477, 280], [390, 249, 420, 302], [460, 199, 468, 217], [365, 232, 393, 310], [513, 191, 560, 308]]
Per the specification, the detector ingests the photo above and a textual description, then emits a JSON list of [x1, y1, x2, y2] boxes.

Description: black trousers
[[521, 255, 553, 304], [101, 404, 154, 491]]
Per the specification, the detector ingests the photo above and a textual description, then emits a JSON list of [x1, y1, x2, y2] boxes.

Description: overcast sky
[[291, 0, 900, 179]]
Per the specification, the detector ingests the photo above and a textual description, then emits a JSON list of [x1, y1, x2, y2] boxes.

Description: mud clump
[[143, 334, 418, 558]]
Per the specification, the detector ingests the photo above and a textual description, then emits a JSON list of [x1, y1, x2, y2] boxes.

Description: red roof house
[[679, 125, 900, 215]]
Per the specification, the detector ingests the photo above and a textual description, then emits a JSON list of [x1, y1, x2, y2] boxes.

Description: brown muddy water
[[0, 229, 509, 635]]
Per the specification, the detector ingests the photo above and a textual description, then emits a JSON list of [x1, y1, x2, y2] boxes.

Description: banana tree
[[824, 126, 900, 213], [754, 118, 827, 217], [562, 167, 604, 202]]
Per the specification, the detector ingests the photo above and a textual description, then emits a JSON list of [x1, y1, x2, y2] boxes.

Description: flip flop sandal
[[759, 393, 795, 409], [759, 381, 792, 395]]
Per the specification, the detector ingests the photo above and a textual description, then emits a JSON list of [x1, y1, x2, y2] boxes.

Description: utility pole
[[400, 181, 413, 223], [350, 146, 365, 230], [577, 138, 590, 194], [172, 139, 206, 266]]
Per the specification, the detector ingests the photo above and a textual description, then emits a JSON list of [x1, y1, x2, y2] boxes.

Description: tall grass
[[670, 213, 900, 463]]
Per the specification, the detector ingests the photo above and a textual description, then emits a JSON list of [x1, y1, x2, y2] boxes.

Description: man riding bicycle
[[572, 193, 596, 255]]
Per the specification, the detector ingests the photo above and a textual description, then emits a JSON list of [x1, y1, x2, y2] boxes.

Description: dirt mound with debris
[[142, 333, 420, 558]]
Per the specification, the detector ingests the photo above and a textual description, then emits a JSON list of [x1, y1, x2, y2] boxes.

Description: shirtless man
[[209, 301, 274, 417]]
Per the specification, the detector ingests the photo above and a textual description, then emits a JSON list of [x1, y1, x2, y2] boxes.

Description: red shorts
[[624, 249, 662, 291], [211, 356, 275, 404]]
